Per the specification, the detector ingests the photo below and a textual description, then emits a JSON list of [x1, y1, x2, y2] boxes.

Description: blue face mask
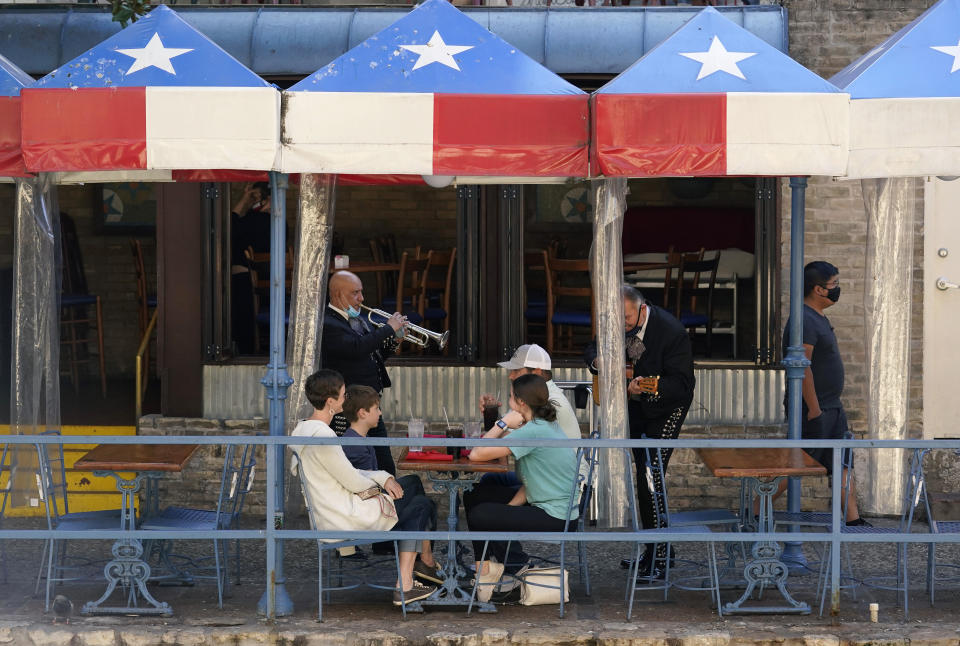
[[346, 305, 361, 319]]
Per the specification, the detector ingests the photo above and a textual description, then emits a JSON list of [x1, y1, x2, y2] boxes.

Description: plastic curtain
[[589, 178, 630, 528], [9, 173, 60, 506], [285, 173, 337, 430], [861, 177, 915, 516]]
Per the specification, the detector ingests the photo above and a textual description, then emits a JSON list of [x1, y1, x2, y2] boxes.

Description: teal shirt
[[509, 418, 579, 521]]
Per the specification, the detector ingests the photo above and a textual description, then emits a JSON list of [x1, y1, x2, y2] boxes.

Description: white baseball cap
[[497, 344, 552, 371]]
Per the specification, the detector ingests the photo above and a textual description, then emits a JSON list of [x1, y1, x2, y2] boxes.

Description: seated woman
[[464, 373, 580, 602], [290, 369, 438, 606]]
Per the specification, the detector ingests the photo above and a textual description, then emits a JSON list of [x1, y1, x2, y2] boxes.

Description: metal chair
[[140, 442, 257, 608], [467, 443, 597, 618], [816, 447, 924, 618], [33, 432, 124, 612], [920, 448, 960, 606], [291, 450, 403, 621], [1, 443, 11, 583], [625, 445, 723, 619], [672, 249, 721, 356]]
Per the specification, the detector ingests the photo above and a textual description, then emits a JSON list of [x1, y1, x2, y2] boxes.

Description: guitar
[[592, 365, 660, 405]]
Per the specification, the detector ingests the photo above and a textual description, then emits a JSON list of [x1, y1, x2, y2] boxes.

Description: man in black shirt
[[780, 261, 867, 526], [230, 182, 272, 355]]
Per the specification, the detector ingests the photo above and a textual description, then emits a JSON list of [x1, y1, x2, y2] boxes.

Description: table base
[[80, 471, 173, 617], [723, 477, 810, 615]]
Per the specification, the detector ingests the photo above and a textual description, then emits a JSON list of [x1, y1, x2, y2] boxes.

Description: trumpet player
[[321, 270, 408, 476]]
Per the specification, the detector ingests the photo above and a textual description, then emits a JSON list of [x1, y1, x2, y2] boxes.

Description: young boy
[[341, 385, 443, 585]]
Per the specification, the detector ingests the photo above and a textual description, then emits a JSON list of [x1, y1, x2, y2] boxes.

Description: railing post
[[257, 172, 295, 618], [782, 176, 810, 571]]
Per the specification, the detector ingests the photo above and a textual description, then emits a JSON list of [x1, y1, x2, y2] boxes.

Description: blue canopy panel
[[592, 7, 847, 178], [281, 0, 589, 177], [1, 52, 32, 177], [831, 0, 960, 178], [21, 4, 279, 174]]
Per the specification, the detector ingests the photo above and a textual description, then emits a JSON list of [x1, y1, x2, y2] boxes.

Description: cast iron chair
[[625, 444, 723, 619], [291, 450, 404, 621], [140, 442, 257, 608], [33, 431, 124, 612], [815, 446, 925, 618], [467, 443, 597, 618]]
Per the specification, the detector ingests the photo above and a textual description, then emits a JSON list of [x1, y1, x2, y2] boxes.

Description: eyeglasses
[[821, 279, 840, 289]]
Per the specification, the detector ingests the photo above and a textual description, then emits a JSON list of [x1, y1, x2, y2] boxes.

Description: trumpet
[[360, 304, 450, 350]]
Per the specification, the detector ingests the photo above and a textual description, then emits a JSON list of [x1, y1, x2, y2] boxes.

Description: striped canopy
[[592, 7, 848, 177], [280, 0, 589, 178], [0, 52, 33, 177], [833, 0, 960, 178], [20, 5, 279, 174]]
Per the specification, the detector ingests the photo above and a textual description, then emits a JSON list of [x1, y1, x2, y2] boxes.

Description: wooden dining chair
[[419, 247, 456, 336], [393, 251, 430, 326], [673, 250, 720, 356], [244, 246, 294, 353], [544, 250, 594, 355], [524, 250, 549, 345]]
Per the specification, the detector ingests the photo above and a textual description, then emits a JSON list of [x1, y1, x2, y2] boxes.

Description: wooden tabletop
[[697, 447, 826, 479], [74, 444, 199, 472], [397, 449, 510, 474]]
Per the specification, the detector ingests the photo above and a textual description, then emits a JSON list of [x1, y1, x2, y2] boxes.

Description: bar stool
[[59, 213, 106, 397]]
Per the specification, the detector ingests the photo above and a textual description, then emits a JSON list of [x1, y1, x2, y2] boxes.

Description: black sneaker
[[846, 517, 873, 527], [412, 559, 444, 585], [393, 581, 436, 606]]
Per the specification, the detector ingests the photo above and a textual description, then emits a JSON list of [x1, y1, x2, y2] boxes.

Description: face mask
[[346, 305, 361, 318], [825, 286, 841, 303]]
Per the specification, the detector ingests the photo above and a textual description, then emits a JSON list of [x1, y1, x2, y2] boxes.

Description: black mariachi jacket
[[584, 304, 695, 419], [320, 308, 398, 393]]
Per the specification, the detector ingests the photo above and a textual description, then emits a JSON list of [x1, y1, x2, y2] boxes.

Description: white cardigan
[[290, 419, 397, 540]]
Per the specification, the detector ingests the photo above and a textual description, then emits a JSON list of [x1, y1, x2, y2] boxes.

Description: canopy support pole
[[782, 176, 809, 572], [258, 171, 295, 618]]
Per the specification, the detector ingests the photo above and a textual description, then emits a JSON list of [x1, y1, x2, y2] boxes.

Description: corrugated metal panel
[[203, 365, 268, 419], [202, 363, 784, 426]]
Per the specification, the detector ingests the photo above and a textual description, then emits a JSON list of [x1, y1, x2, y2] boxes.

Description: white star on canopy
[[116, 32, 193, 76], [399, 31, 474, 72], [679, 36, 757, 81], [931, 38, 960, 73]]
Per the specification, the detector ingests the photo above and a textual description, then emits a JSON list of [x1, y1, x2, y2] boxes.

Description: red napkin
[[424, 433, 446, 438], [406, 451, 453, 461]]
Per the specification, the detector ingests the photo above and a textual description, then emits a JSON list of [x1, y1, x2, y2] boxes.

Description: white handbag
[[519, 566, 570, 606]]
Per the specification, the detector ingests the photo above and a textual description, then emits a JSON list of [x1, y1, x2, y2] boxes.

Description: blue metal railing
[[2, 433, 960, 619]]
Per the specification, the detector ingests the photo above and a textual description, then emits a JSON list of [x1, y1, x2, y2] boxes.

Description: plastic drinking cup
[[408, 418, 424, 453]]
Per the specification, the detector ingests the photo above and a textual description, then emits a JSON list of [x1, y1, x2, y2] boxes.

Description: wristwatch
[[495, 419, 509, 431]]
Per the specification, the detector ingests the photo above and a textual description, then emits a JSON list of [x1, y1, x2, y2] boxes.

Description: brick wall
[[779, 1, 928, 439]]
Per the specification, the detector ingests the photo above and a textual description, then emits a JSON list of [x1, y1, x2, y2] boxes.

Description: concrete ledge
[[2, 621, 959, 646]]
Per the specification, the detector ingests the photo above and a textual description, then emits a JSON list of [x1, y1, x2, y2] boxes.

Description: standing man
[[321, 270, 406, 476], [230, 182, 271, 355], [584, 285, 695, 579], [779, 261, 867, 525]]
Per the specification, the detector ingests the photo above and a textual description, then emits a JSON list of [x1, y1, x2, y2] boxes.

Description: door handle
[[936, 276, 960, 291]]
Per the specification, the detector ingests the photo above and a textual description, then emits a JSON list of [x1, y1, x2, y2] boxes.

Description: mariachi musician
[[321, 270, 406, 476], [584, 284, 695, 579]]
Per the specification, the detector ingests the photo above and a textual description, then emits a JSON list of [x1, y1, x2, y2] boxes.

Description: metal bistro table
[[398, 449, 509, 613], [697, 447, 826, 615], [73, 443, 199, 616]]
